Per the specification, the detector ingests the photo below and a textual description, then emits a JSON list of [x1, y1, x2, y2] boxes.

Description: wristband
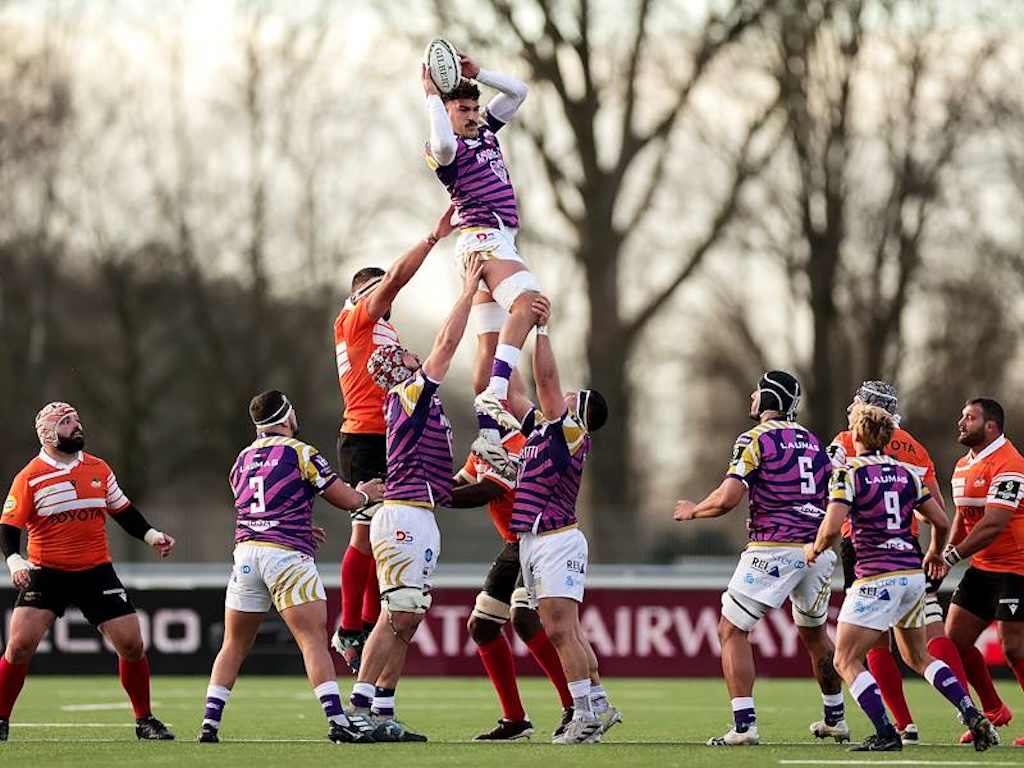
[[6, 553, 31, 574], [536, 325, 549, 336], [425, 233, 439, 246], [144, 528, 166, 546], [942, 544, 962, 567], [355, 490, 370, 509]]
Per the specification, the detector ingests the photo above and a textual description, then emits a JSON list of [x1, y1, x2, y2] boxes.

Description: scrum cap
[[367, 345, 414, 390], [756, 371, 801, 419], [35, 402, 79, 447]]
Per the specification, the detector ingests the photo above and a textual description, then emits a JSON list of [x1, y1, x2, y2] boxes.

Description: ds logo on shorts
[[396, 530, 414, 544]]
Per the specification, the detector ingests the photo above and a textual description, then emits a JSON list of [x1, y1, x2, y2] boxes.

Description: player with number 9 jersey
[[828, 455, 931, 579]]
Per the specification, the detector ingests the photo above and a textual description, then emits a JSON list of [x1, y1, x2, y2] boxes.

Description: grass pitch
[[1, 675, 1021, 767]]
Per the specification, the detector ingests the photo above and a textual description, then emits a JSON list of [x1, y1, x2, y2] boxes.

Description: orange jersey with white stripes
[[334, 300, 400, 434], [951, 435, 1024, 574], [828, 427, 937, 539], [459, 432, 527, 545], [2, 451, 131, 571]]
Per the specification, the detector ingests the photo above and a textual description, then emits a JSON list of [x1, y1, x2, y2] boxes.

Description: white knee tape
[[383, 587, 432, 614], [471, 591, 511, 624], [510, 587, 531, 611], [470, 302, 508, 336], [924, 592, 944, 625], [721, 589, 769, 632], [492, 270, 541, 312]]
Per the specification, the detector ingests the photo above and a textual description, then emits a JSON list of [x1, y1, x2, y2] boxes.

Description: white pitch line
[[779, 761, 1021, 766], [62, 702, 136, 712], [14, 723, 137, 728]]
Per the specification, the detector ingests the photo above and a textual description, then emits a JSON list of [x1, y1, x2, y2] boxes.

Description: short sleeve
[[727, 432, 761, 482], [828, 466, 855, 505]]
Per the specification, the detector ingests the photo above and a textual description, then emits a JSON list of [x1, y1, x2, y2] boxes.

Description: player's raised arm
[[459, 52, 528, 125], [421, 254, 484, 383], [424, 63, 457, 166], [531, 309, 565, 422], [364, 205, 458, 320]]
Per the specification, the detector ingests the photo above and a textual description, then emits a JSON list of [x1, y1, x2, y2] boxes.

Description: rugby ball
[[425, 38, 461, 94]]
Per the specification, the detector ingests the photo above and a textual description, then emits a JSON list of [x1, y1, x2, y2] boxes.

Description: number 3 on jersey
[[249, 476, 266, 514]]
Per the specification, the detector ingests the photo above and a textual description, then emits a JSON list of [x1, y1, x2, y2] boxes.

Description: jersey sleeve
[[987, 470, 1024, 511], [912, 472, 931, 506], [2, 471, 32, 529], [396, 372, 438, 418], [828, 466, 855, 506], [726, 432, 761, 484], [826, 431, 849, 468], [300, 444, 339, 492], [104, 465, 131, 512], [561, 412, 588, 457]]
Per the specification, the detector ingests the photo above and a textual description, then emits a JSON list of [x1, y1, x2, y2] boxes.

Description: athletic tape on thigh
[[471, 591, 511, 624], [470, 301, 508, 335], [510, 586, 531, 611], [383, 586, 432, 614], [924, 592, 944, 624], [491, 270, 541, 312], [721, 588, 769, 632]]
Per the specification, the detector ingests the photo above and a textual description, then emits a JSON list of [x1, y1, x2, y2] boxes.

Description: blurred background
[[2, 0, 1023, 570]]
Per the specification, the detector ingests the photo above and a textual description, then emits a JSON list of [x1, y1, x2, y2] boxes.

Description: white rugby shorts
[[839, 570, 926, 631], [518, 526, 588, 607], [728, 542, 835, 623], [370, 503, 440, 594], [225, 543, 325, 613]]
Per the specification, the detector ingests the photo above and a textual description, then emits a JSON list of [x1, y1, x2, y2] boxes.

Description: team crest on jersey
[[3, 496, 15, 513], [973, 476, 987, 487], [994, 479, 1022, 502], [90, 477, 103, 488]]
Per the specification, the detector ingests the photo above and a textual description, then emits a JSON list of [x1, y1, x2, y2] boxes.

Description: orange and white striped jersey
[[951, 435, 1024, 574], [828, 427, 938, 539], [335, 299, 400, 434], [2, 451, 131, 571]]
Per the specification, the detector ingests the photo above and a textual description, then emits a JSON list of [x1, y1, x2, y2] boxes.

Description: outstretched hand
[[462, 253, 484, 296], [433, 204, 459, 241], [421, 63, 439, 96], [673, 500, 697, 521], [458, 52, 480, 80], [152, 534, 176, 558]]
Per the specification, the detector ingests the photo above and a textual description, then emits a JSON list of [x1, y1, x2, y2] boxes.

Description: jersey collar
[[966, 434, 1006, 465], [38, 448, 83, 470]]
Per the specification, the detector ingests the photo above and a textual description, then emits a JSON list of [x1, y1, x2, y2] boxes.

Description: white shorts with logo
[[839, 570, 926, 631], [370, 503, 440, 594], [225, 543, 325, 613], [728, 542, 836, 625], [518, 526, 588, 607], [454, 225, 524, 272]]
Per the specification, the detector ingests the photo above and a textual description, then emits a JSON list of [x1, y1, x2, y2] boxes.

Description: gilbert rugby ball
[[425, 38, 461, 94]]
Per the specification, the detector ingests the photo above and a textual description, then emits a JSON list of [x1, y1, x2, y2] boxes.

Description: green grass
[[2, 675, 1021, 766]]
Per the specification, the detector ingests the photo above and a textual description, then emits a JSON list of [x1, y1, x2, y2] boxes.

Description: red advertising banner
[[334, 587, 832, 677]]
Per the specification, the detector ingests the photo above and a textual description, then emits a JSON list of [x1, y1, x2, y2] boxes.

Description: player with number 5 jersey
[[673, 372, 845, 747]]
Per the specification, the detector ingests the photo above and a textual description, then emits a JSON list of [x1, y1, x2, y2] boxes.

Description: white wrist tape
[[354, 490, 370, 510], [536, 325, 549, 336], [6, 553, 30, 575], [144, 528, 166, 546]]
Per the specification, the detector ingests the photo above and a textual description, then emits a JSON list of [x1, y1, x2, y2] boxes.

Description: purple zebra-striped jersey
[[727, 420, 829, 543], [230, 436, 338, 556], [427, 114, 519, 229], [510, 411, 590, 534], [829, 453, 930, 578], [383, 372, 454, 507]]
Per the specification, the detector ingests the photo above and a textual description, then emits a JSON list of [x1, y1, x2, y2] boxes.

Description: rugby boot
[[848, 728, 902, 752], [136, 714, 175, 740], [328, 714, 375, 744], [810, 719, 851, 743], [473, 718, 534, 741], [708, 725, 759, 745], [552, 706, 574, 738]]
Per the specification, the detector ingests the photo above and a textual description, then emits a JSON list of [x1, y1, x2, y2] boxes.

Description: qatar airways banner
[[0, 586, 1008, 676]]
